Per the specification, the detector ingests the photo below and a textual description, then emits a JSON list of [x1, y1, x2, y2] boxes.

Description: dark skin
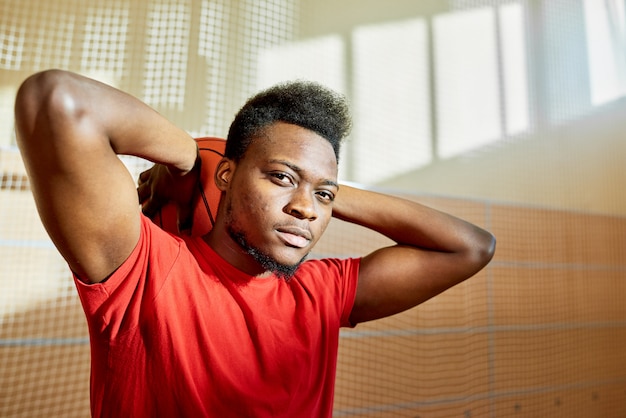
[[15, 69, 495, 325], [204, 123, 339, 278]]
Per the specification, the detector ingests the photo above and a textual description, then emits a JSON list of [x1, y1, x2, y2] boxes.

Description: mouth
[[275, 226, 312, 249]]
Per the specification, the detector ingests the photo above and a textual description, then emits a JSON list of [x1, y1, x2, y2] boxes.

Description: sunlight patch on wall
[[80, 2, 130, 85], [583, 0, 626, 106], [243, 0, 297, 97], [143, 0, 190, 111], [499, 2, 529, 136], [433, 7, 501, 159], [32, 6, 75, 70], [198, 0, 230, 134], [0, 86, 16, 147], [0, 24, 24, 70], [352, 19, 431, 184], [257, 35, 345, 94]]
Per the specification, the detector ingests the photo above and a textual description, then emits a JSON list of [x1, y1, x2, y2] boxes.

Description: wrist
[[170, 139, 200, 176]]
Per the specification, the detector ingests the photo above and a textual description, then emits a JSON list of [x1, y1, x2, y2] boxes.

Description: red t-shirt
[[74, 214, 359, 417]]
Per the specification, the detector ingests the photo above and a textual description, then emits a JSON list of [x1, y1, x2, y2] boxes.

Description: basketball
[[154, 137, 226, 237]]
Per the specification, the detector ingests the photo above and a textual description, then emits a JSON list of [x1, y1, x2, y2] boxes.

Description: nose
[[285, 188, 317, 221]]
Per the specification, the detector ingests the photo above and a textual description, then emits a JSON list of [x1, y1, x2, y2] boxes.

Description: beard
[[223, 196, 309, 280], [224, 197, 308, 280], [227, 227, 308, 280]]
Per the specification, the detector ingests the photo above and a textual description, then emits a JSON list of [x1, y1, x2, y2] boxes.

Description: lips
[[275, 226, 312, 248]]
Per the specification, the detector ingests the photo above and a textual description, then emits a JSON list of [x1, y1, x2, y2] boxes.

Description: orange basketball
[[153, 137, 226, 237]]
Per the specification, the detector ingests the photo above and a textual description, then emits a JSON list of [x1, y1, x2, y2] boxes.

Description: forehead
[[246, 122, 338, 179]]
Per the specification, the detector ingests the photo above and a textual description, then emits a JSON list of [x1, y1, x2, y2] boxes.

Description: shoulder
[[292, 257, 361, 327], [75, 214, 189, 295], [74, 215, 202, 330], [294, 257, 361, 296], [298, 257, 361, 277]]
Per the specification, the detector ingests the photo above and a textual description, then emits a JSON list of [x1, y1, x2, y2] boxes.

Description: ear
[[214, 158, 235, 191]]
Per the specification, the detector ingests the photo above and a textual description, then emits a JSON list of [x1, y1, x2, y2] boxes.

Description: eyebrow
[[268, 159, 339, 189]]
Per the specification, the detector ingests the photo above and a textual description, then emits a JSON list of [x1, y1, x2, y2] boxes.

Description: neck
[[203, 226, 267, 277]]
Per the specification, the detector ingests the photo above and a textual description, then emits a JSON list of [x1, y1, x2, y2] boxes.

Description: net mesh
[[2, 0, 626, 417]]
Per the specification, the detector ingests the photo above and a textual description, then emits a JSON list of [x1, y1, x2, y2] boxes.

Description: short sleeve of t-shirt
[[72, 214, 188, 339]]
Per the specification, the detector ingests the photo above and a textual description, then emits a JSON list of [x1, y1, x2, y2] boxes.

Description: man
[[14, 69, 495, 417]]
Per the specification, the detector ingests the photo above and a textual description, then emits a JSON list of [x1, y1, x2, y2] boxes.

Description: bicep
[[349, 245, 477, 324], [38, 145, 141, 284], [16, 73, 141, 283]]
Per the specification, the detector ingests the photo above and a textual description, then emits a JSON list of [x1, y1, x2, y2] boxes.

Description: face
[[210, 122, 339, 279]]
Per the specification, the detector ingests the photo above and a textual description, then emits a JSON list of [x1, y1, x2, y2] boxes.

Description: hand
[[137, 160, 200, 231]]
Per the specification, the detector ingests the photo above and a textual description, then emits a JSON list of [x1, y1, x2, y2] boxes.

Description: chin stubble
[[227, 227, 307, 280]]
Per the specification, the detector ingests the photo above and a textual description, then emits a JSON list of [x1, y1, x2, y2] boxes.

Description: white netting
[[2, 1, 626, 417]]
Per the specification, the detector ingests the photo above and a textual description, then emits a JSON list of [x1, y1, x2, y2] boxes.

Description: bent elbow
[[472, 230, 496, 270], [15, 69, 84, 146]]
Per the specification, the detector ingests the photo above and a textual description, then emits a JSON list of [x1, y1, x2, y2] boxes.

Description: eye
[[315, 190, 335, 203], [270, 172, 294, 186]]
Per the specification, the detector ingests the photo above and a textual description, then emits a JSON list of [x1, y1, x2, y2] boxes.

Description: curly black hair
[[225, 80, 352, 162]]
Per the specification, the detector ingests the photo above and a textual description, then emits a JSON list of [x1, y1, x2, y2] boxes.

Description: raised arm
[[333, 185, 496, 325], [14, 70, 197, 283]]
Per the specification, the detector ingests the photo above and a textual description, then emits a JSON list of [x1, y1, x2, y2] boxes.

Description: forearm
[[338, 184, 496, 324], [333, 184, 495, 255]]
